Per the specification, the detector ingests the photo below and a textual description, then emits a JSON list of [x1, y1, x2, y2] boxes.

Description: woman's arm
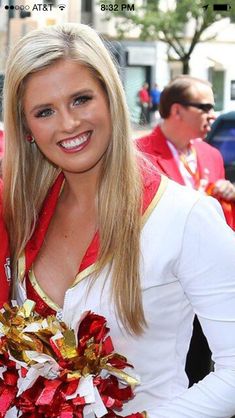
[[157, 196, 235, 417]]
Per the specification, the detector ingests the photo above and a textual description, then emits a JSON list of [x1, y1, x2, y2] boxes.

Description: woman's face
[[23, 59, 112, 175]]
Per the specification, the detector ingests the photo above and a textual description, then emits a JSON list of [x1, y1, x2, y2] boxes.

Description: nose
[[59, 107, 80, 133], [207, 109, 216, 121]]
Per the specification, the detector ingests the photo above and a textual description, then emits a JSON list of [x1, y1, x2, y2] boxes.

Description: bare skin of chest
[[33, 200, 97, 307]]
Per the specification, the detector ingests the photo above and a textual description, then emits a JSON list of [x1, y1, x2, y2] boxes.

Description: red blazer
[[136, 125, 235, 229], [0, 180, 11, 306]]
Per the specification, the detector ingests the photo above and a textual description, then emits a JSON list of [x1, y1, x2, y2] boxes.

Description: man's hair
[[159, 75, 212, 118]]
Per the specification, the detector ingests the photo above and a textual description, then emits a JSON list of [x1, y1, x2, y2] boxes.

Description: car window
[[209, 120, 235, 165]]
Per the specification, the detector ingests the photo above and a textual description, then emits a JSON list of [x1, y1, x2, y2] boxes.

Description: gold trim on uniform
[[72, 263, 98, 287], [28, 269, 60, 312], [141, 175, 168, 226]]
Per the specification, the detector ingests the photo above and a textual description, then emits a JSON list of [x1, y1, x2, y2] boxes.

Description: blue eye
[[36, 108, 54, 118], [74, 95, 92, 106]]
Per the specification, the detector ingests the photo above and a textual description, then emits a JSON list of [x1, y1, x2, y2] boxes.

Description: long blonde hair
[[3, 23, 145, 334]]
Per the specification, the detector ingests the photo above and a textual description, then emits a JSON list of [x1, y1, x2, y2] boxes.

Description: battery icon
[[213, 4, 231, 10]]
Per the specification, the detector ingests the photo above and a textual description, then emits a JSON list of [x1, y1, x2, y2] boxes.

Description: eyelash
[[74, 95, 92, 106], [36, 108, 53, 118], [35, 95, 92, 118]]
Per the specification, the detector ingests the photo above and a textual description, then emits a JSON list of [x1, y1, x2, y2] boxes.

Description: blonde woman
[[2, 23, 235, 417]]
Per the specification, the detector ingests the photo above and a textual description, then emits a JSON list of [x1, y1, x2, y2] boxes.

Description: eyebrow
[[29, 89, 94, 114]]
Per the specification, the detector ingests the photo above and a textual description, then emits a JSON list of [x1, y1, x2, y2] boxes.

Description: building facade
[[0, 0, 234, 121], [82, 0, 235, 114]]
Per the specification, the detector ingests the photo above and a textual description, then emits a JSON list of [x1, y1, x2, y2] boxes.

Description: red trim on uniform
[[25, 173, 64, 273], [78, 231, 99, 273], [140, 160, 161, 214], [26, 276, 56, 316]]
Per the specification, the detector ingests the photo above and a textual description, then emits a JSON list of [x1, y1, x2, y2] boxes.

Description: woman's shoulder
[[143, 171, 222, 229], [140, 159, 200, 216], [140, 159, 163, 215], [159, 178, 221, 218]]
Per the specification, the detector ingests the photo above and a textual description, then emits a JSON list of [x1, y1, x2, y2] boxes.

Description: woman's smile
[[58, 130, 92, 152]]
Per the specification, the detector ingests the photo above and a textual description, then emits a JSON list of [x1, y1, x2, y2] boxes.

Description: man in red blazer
[[136, 76, 235, 228], [136, 75, 235, 388], [0, 179, 11, 307]]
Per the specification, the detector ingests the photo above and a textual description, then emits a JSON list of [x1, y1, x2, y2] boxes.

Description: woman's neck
[[61, 167, 100, 209]]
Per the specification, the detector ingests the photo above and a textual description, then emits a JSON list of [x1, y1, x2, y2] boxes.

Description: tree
[[100, 0, 235, 74]]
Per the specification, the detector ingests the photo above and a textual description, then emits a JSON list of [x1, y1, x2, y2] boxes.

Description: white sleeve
[[157, 196, 235, 418]]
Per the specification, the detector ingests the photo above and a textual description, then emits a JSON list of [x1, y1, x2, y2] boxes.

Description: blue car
[[206, 111, 235, 183]]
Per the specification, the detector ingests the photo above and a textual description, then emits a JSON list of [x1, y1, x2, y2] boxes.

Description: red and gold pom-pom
[[0, 300, 143, 418]]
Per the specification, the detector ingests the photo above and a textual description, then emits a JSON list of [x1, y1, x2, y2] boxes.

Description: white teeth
[[60, 133, 90, 149]]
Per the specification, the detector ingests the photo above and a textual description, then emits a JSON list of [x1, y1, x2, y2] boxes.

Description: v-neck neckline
[[18, 172, 168, 314]]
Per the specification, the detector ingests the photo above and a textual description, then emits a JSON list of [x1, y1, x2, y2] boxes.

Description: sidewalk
[[131, 115, 161, 139], [131, 124, 152, 140]]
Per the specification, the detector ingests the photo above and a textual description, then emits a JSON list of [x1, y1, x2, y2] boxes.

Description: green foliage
[[99, 0, 235, 73]]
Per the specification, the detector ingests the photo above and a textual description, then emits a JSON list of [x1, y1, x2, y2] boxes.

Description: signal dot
[[10, 5, 14, 9], [5, 5, 9, 9]]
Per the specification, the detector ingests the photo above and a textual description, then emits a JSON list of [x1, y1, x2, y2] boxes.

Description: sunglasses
[[176, 102, 215, 113]]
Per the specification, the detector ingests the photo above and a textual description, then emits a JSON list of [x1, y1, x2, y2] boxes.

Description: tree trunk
[[182, 58, 190, 74]]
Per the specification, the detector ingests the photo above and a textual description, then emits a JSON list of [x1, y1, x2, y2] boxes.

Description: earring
[[26, 134, 35, 143]]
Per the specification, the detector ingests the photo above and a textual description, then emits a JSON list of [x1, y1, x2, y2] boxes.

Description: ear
[[170, 103, 182, 120]]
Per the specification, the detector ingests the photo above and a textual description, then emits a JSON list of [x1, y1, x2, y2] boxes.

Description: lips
[[58, 131, 91, 151]]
